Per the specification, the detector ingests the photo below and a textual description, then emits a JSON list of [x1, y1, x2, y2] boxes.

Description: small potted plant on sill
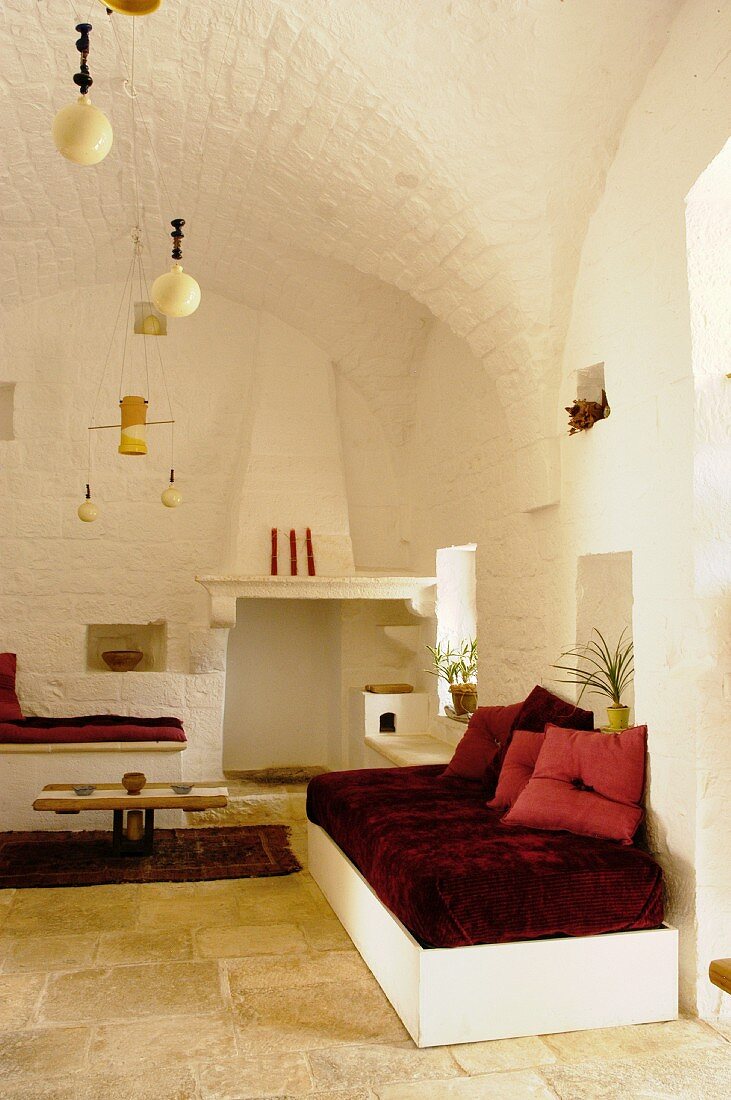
[[425, 638, 478, 716], [552, 628, 634, 731]]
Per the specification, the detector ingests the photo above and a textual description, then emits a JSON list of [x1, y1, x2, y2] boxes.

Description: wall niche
[[576, 551, 634, 718], [86, 622, 167, 673]]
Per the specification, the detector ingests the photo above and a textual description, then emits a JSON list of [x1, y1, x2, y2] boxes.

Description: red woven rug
[[0, 825, 301, 888]]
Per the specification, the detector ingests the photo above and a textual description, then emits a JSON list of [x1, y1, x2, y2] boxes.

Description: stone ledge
[[0, 741, 187, 755], [364, 732, 453, 768]]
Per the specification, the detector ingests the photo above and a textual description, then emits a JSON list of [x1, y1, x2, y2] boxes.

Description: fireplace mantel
[[196, 574, 436, 628]]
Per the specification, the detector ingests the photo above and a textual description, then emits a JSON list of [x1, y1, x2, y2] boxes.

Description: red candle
[[270, 528, 278, 576], [306, 527, 316, 576], [289, 529, 298, 575]]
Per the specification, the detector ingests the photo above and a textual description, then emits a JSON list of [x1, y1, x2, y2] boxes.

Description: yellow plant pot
[[606, 705, 630, 731]]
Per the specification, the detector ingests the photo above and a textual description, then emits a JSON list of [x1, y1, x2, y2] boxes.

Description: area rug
[[0, 825, 301, 888]]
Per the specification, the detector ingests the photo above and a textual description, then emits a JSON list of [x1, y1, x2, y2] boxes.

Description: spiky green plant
[[425, 638, 478, 685], [553, 628, 633, 706]]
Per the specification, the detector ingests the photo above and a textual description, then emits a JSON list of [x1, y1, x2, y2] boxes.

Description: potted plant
[[552, 628, 634, 730], [426, 638, 478, 716]]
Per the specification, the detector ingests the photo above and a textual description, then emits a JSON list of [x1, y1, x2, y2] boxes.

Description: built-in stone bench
[[364, 732, 453, 769], [1, 741, 187, 832]]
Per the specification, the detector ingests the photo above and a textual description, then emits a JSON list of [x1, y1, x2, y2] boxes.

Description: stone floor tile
[[196, 923, 308, 959], [542, 1044, 731, 1099], [0, 1080, 76, 1100], [0, 932, 98, 973], [298, 918, 354, 952], [95, 929, 195, 966], [0, 1025, 89, 1077], [90, 1011, 237, 1068], [40, 960, 224, 1024], [3, 885, 138, 935], [233, 979, 408, 1054], [308, 1039, 460, 1090], [235, 889, 329, 926], [288, 826, 309, 869], [375, 1070, 558, 1099], [198, 1051, 312, 1099], [0, 972, 46, 1030], [449, 1035, 558, 1074], [137, 893, 241, 930], [74, 1065, 199, 1100], [226, 949, 370, 991], [541, 1014, 724, 1063]]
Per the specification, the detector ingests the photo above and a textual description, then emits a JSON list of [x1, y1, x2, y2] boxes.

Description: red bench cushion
[[0, 715, 186, 745], [0, 654, 22, 721], [486, 728, 545, 811]]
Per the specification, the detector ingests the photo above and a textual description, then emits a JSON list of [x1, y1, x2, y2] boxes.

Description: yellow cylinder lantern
[[118, 396, 148, 455], [101, 1, 162, 14]]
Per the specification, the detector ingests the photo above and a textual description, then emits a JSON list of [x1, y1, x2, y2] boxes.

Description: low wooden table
[[33, 783, 228, 856]]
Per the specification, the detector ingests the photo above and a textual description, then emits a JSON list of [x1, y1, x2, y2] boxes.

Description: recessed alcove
[[86, 622, 167, 672], [576, 551, 634, 717], [0, 383, 15, 440]]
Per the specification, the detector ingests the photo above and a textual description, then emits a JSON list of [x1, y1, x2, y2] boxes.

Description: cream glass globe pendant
[[52, 23, 113, 166], [152, 219, 201, 318]]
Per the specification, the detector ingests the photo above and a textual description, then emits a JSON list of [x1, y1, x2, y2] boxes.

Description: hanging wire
[[107, 7, 176, 225], [89, 245, 137, 425], [138, 255, 175, 469]]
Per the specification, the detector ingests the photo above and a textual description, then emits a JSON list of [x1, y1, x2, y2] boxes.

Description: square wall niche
[[86, 623, 167, 672], [576, 552, 634, 715]]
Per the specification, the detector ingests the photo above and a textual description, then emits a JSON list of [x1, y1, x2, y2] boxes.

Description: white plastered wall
[[686, 138, 731, 1021], [552, 0, 731, 1015]]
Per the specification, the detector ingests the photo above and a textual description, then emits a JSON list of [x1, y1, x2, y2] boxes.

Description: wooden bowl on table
[[122, 772, 146, 795]]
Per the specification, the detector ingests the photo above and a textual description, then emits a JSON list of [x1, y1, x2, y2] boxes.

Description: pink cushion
[[0, 653, 22, 721], [444, 701, 523, 784], [486, 729, 545, 811], [516, 684, 594, 734], [503, 724, 648, 844]]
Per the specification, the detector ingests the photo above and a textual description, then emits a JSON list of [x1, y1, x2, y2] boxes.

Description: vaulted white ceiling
[[1, 0, 681, 420]]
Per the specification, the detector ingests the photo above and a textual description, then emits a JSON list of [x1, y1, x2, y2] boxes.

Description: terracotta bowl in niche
[[122, 772, 146, 795], [102, 649, 143, 672]]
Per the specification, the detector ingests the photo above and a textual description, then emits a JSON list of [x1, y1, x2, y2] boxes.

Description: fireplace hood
[[196, 574, 436, 628]]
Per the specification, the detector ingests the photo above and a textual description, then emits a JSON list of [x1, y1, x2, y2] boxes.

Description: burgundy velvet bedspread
[[307, 765, 664, 948], [0, 715, 187, 745]]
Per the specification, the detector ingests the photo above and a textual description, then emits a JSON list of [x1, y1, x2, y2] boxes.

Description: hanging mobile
[[52, 23, 113, 166], [152, 219, 202, 318]]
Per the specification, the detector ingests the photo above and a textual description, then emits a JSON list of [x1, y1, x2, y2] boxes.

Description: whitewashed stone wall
[[550, 1, 731, 1016], [0, 282, 422, 785]]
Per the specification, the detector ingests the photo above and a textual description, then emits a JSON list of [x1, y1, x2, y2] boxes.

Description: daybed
[[307, 688, 678, 1047]]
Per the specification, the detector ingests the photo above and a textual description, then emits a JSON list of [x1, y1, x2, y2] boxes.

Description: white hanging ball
[[77, 499, 99, 523], [52, 96, 113, 166], [151, 263, 201, 318], [161, 485, 182, 508]]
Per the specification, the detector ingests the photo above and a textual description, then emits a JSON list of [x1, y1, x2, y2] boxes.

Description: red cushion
[[443, 701, 523, 784], [504, 724, 648, 844], [0, 653, 22, 721], [486, 728, 545, 811], [516, 684, 594, 733], [0, 715, 186, 745]]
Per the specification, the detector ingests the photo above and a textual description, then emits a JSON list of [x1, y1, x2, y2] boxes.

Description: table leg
[[111, 807, 155, 856], [112, 809, 124, 855], [143, 808, 155, 855]]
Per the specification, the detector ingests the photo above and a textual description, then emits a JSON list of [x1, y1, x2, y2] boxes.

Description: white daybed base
[[308, 820, 678, 1047]]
